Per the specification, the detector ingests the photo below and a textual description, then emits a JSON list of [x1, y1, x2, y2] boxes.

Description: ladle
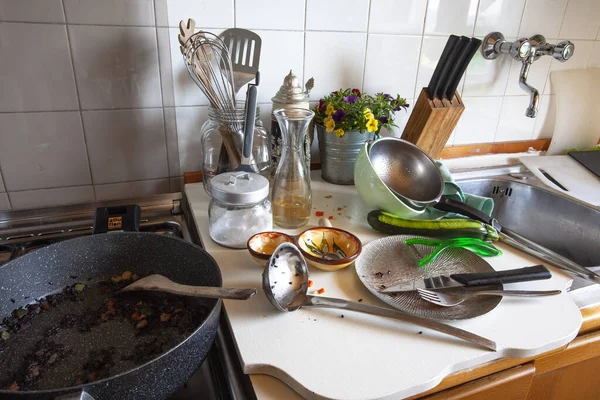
[[262, 243, 497, 351]]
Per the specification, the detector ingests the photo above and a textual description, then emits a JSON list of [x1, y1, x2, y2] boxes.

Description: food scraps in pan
[[0, 272, 209, 392]]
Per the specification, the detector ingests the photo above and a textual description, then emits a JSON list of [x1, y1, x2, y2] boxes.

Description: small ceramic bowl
[[296, 227, 362, 271], [247, 231, 294, 265], [248, 227, 362, 272]]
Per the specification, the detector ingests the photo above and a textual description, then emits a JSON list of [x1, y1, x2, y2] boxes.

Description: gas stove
[[0, 193, 255, 400]]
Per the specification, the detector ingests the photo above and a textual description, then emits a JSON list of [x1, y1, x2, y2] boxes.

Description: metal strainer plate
[[355, 235, 501, 320]]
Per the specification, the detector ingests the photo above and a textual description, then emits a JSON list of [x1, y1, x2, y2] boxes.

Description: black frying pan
[[0, 206, 222, 399]]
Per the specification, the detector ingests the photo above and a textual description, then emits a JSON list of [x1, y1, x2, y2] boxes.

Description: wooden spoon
[[120, 274, 256, 300]]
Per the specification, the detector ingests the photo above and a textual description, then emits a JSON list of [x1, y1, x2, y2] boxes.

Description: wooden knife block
[[401, 88, 465, 159]]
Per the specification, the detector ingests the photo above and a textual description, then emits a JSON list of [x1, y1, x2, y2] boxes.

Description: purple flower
[[383, 93, 390, 99], [394, 105, 403, 111], [332, 109, 346, 123], [379, 116, 389, 124], [343, 95, 358, 104]]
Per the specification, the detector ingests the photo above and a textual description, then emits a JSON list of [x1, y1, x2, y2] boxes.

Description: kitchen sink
[[454, 166, 600, 295]]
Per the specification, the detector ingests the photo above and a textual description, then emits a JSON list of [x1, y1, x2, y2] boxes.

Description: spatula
[[120, 274, 256, 300], [219, 28, 262, 94]]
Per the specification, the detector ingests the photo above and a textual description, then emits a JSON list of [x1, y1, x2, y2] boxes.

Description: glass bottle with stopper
[[270, 71, 314, 176]]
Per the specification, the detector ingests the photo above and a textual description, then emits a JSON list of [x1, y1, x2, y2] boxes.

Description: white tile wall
[[0, 0, 598, 210], [175, 106, 208, 174], [475, 0, 527, 38], [518, 0, 569, 38], [369, 0, 427, 35], [0, 0, 65, 23], [154, 0, 233, 28], [9, 186, 95, 210], [363, 35, 421, 98], [236, 0, 305, 31], [95, 179, 170, 201], [69, 25, 162, 109], [304, 31, 367, 99], [306, 0, 369, 32], [0, 112, 91, 191], [424, 0, 479, 36], [533, 95, 556, 139], [0, 194, 9, 210], [454, 96, 503, 144], [63, 0, 155, 26], [82, 109, 168, 184], [558, 0, 600, 40], [0, 23, 78, 112], [495, 96, 538, 141]]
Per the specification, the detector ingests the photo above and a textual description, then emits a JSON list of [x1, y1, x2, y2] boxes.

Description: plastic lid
[[210, 172, 270, 204]]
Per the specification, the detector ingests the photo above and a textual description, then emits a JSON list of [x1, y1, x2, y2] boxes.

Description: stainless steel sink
[[454, 166, 600, 293]]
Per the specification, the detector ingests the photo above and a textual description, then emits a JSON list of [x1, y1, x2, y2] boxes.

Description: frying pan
[[0, 206, 222, 399], [367, 138, 600, 284]]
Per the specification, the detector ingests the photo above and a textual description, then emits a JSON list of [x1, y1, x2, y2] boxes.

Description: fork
[[416, 288, 562, 307]]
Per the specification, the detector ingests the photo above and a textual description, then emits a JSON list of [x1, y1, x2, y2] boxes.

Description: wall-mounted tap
[[481, 32, 575, 118]]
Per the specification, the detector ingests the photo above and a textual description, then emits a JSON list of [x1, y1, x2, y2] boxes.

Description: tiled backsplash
[[1, 0, 599, 210]]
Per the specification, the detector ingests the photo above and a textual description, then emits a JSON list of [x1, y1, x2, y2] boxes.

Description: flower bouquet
[[313, 88, 409, 185], [313, 88, 409, 138]]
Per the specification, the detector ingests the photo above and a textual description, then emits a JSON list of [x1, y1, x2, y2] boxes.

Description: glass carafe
[[271, 108, 315, 229]]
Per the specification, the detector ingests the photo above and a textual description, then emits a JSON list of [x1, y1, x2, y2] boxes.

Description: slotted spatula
[[219, 28, 261, 94]]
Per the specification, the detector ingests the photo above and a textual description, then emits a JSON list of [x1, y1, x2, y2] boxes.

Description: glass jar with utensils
[[201, 103, 271, 194]]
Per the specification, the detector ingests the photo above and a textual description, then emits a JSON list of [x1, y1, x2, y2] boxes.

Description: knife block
[[401, 88, 465, 159]]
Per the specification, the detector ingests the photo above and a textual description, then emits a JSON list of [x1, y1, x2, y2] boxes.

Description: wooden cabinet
[[422, 364, 534, 400], [527, 330, 600, 400], [413, 307, 600, 400]]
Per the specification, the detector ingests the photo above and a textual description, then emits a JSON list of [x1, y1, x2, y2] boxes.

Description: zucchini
[[367, 210, 499, 241]]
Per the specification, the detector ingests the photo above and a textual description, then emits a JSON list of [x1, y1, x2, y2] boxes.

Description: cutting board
[[520, 155, 600, 206], [547, 69, 600, 155], [185, 171, 583, 400], [569, 150, 600, 178]]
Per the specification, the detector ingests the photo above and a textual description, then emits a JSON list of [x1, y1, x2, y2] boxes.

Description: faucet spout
[[519, 57, 539, 118]]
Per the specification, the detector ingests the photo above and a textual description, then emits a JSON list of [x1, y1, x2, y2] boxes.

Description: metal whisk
[[178, 19, 242, 168]]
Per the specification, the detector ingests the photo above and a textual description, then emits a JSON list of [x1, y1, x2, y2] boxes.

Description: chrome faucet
[[481, 32, 574, 118]]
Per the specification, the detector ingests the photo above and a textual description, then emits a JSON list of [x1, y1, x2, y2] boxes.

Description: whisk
[[178, 19, 242, 168]]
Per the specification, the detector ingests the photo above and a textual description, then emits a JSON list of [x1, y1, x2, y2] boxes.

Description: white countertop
[[185, 170, 582, 400]]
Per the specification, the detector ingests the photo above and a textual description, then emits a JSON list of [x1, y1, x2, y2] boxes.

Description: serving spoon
[[262, 242, 497, 351], [120, 274, 256, 300]]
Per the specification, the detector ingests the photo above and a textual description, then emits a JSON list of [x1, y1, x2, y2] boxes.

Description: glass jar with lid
[[201, 102, 271, 194], [208, 171, 272, 249]]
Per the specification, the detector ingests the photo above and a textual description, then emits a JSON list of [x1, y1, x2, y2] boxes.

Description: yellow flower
[[363, 108, 374, 120], [366, 118, 379, 133], [324, 115, 336, 132], [334, 128, 345, 137], [325, 104, 335, 116]]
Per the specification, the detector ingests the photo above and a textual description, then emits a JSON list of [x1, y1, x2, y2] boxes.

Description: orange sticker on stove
[[108, 216, 123, 229]]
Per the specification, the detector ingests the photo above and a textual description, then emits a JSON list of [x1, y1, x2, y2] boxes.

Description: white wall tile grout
[[555, 0, 572, 37], [412, 0, 430, 101], [360, 0, 373, 92], [61, 0, 96, 201]]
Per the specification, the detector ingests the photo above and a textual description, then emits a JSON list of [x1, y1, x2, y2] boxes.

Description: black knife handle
[[450, 265, 551, 287], [427, 35, 460, 100], [443, 37, 482, 100]]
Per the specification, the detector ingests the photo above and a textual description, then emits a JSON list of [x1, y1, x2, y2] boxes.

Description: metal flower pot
[[316, 124, 371, 185]]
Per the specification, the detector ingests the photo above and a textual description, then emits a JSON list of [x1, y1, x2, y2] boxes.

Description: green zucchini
[[367, 210, 499, 241]]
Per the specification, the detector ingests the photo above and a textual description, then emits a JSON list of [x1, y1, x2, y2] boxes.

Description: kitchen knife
[[426, 35, 460, 100], [442, 37, 482, 101], [380, 265, 551, 293]]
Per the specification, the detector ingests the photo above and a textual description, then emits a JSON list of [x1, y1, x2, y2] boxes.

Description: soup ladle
[[261, 242, 497, 351]]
